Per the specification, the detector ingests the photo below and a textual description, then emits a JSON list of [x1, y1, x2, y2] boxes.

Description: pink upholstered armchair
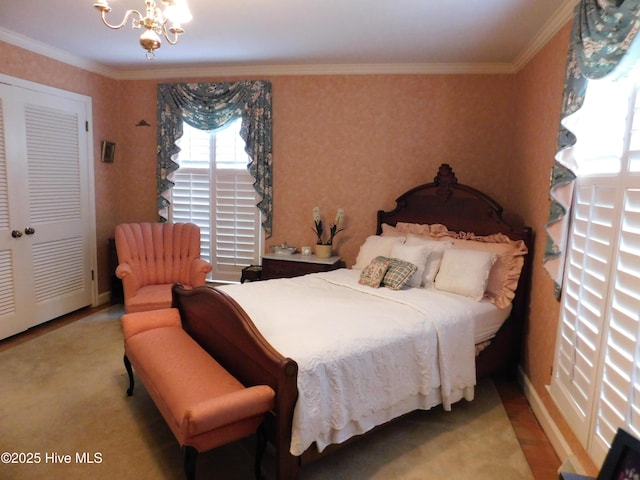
[[114, 223, 212, 313]]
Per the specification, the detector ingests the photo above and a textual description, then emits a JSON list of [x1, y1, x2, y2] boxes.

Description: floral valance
[[543, 0, 640, 297], [157, 81, 273, 237]]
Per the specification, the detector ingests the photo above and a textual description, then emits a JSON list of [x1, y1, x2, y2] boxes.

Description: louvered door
[[0, 84, 22, 338], [0, 78, 95, 339]]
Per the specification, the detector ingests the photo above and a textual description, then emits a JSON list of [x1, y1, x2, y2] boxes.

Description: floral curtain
[[157, 81, 273, 237], [543, 0, 640, 298]]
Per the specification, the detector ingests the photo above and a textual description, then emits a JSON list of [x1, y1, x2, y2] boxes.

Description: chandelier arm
[[162, 23, 183, 45], [99, 9, 144, 30]]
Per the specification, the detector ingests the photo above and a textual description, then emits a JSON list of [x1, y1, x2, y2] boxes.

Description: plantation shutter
[[214, 169, 260, 276], [550, 179, 618, 445], [171, 119, 261, 282], [551, 78, 640, 467], [589, 90, 640, 462], [171, 170, 211, 261]]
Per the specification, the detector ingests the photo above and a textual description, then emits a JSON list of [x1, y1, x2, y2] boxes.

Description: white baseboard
[[97, 290, 112, 307], [517, 367, 588, 475]]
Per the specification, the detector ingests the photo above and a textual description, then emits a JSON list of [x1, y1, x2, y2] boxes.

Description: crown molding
[[0, 28, 119, 79], [1, 1, 577, 80], [512, 0, 577, 72], [114, 62, 517, 80]]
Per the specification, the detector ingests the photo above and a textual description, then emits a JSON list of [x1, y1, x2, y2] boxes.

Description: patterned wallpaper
[[0, 20, 598, 472], [268, 74, 517, 266], [0, 42, 521, 295], [100, 69, 519, 276]]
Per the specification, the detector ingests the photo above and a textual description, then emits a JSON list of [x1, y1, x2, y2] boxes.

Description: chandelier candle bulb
[[164, 0, 192, 24]]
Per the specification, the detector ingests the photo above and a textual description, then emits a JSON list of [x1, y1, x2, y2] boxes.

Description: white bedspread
[[218, 269, 478, 455]]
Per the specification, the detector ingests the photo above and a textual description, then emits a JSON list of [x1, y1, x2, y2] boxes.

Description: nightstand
[[261, 253, 344, 280]]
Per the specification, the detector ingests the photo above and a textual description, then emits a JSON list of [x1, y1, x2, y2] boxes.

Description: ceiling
[[0, 0, 577, 79]]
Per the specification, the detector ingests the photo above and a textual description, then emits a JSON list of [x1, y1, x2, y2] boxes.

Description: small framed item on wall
[[101, 140, 116, 163]]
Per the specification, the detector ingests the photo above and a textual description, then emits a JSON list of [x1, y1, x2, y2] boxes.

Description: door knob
[[11, 230, 23, 238], [24, 227, 35, 235]]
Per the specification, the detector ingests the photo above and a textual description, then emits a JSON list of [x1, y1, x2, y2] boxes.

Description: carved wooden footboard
[[170, 284, 301, 480]]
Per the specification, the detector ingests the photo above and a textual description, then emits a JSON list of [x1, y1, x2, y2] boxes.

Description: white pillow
[[434, 249, 497, 300], [390, 242, 430, 288], [405, 235, 454, 286], [354, 235, 405, 270]]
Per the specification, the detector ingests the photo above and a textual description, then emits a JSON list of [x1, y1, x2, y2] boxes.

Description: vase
[[315, 244, 332, 259]]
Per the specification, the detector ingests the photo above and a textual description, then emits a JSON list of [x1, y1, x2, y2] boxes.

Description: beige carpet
[[0, 305, 534, 480]]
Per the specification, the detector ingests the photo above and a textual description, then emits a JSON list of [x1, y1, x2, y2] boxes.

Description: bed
[[170, 163, 534, 480]]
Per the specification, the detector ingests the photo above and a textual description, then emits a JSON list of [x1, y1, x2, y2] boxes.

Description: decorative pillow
[[354, 235, 405, 270], [450, 236, 526, 308], [358, 256, 392, 288], [396, 222, 456, 239], [435, 249, 497, 300], [389, 242, 430, 288], [404, 235, 454, 287], [383, 258, 419, 290], [397, 222, 528, 308], [381, 223, 405, 237]]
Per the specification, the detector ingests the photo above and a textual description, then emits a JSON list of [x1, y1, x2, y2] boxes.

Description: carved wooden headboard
[[377, 163, 528, 241], [377, 163, 534, 378]]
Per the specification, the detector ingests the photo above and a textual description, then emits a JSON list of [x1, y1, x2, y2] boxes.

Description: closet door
[[0, 80, 96, 339], [0, 85, 23, 339]]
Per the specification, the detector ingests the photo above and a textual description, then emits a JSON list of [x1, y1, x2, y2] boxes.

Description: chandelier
[[93, 0, 192, 59]]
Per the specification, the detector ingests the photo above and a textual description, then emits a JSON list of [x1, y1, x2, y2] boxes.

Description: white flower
[[313, 206, 345, 245]]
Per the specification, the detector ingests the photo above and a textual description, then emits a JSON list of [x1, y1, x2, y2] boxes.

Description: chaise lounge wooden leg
[[182, 445, 198, 480], [123, 354, 135, 396], [255, 423, 267, 480]]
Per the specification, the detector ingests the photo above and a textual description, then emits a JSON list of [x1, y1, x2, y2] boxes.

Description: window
[[551, 75, 640, 466], [170, 118, 262, 282]]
